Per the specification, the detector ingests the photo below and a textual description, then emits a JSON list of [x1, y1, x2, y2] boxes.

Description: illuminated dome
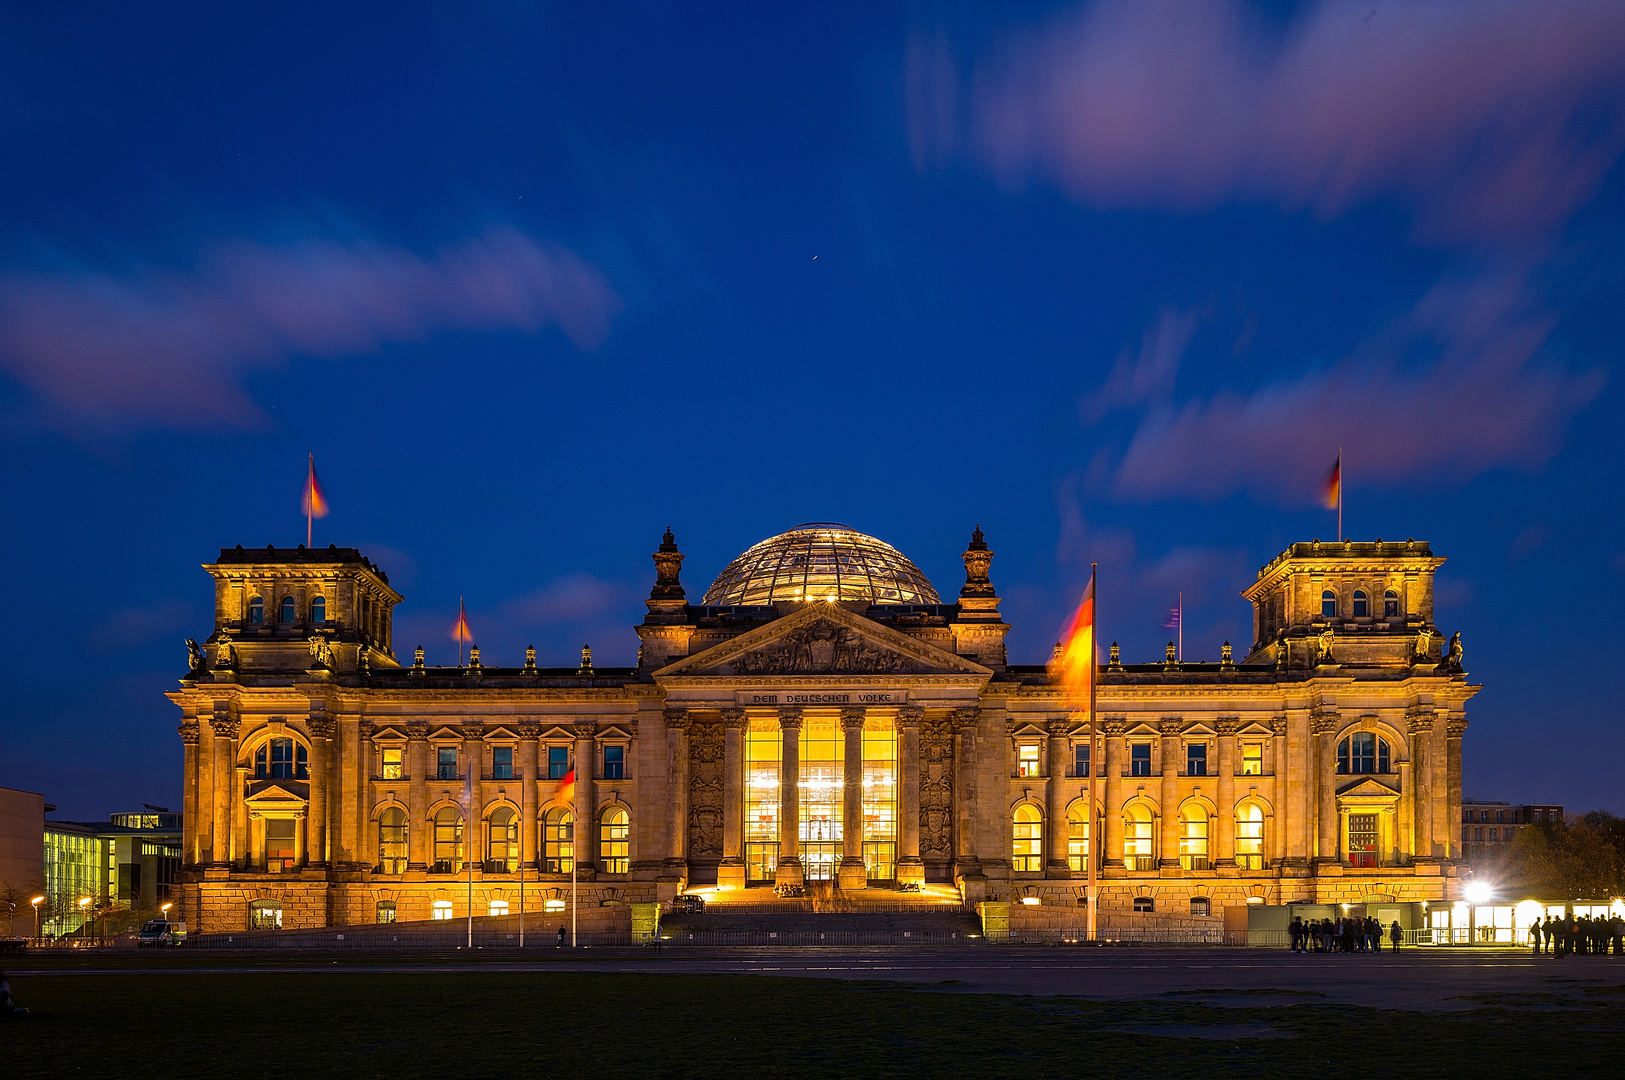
[[702, 523, 940, 607]]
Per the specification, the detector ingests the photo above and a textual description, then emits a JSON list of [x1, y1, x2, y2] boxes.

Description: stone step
[[661, 908, 982, 936]]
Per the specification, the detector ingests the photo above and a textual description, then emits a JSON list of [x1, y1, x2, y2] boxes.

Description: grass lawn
[[5, 967, 1624, 1079]]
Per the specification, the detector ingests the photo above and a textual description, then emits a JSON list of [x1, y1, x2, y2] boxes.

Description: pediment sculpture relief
[[729, 619, 914, 675]]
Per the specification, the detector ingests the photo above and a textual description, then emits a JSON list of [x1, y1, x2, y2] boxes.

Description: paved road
[[13, 948, 1623, 1011]]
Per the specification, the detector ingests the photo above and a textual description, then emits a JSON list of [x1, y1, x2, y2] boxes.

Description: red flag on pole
[[450, 598, 473, 666], [1321, 452, 1341, 510], [301, 453, 329, 546], [554, 766, 576, 807], [1057, 570, 1095, 710]]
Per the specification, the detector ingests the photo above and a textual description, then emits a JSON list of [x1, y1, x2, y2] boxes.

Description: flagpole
[[467, 768, 474, 950], [1338, 447, 1343, 542], [306, 453, 314, 547], [1086, 563, 1098, 944], [518, 849, 525, 949], [1177, 591, 1183, 663], [571, 838, 578, 948]]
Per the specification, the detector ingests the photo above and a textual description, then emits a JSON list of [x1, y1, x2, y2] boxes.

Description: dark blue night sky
[[2, 2, 1622, 818]]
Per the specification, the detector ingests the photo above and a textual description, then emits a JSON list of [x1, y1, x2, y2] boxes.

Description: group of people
[[1288, 915, 1402, 953], [1530, 914, 1625, 957]]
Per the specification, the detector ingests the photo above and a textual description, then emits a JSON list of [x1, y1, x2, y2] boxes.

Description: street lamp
[[1463, 880, 1493, 945], [77, 896, 92, 944], [31, 896, 43, 947]]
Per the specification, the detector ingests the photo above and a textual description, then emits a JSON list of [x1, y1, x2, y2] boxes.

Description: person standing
[[1532, 917, 1544, 955], [556, 924, 566, 949], [1290, 916, 1303, 953], [1389, 920, 1402, 954]]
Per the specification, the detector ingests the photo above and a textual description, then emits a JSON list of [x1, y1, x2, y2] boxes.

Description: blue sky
[[2, 1, 1622, 819]]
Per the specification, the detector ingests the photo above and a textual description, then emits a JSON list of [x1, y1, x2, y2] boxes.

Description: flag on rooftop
[[1056, 568, 1095, 712], [1322, 452, 1341, 511]]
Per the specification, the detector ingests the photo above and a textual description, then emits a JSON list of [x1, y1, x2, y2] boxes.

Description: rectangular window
[[603, 745, 625, 780], [745, 724, 781, 883], [1495, 810, 1505, 823], [1349, 813, 1378, 868], [1462, 825, 1472, 843], [1241, 742, 1263, 776], [265, 818, 297, 873], [437, 747, 457, 780], [1186, 742, 1207, 777], [1073, 742, 1090, 778], [1130, 742, 1152, 777], [1017, 743, 1041, 777], [381, 747, 403, 780], [862, 726, 898, 881], [799, 726, 843, 882], [547, 746, 569, 780], [1474, 827, 1484, 842], [492, 746, 514, 780]]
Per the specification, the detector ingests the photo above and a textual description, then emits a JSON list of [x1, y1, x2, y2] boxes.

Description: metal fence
[[187, 930, 633, 950]]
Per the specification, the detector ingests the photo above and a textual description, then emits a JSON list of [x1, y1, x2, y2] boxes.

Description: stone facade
[[168, 529, 1477, 932]]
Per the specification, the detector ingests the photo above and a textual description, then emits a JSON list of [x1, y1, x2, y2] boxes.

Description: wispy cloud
[[0, 227, 620, 431], [1104, 268, 1604, 502], [910, 0, 1625, 243]]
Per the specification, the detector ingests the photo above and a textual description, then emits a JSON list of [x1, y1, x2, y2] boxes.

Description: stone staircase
[[658, 887, 983, 942]]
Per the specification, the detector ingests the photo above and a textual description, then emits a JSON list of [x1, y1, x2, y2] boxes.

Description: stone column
[[663, 709, 690, 878], [357, 721, 375, 868], [1312, 711, 1340, 863], [249, 812, 265, 869], [178, 723, 201, 867], [307, 715, 334, 867], [954, 708, 982, 876], [209, 716, 239, 867], [405, 723, 429, 870], [1431, 714, 1450, 860], [1159, 719, 1181, 867], [518, 723, 541, 869], [895, 706, 924, 886], [232, 765, 249, 868], [1102, 720, 1125, 865], [838, 707, 868, 889], [1281, 714, 1306, 865], [718, 709, 747, 889], [1446, 716, 1468, 861], [461, 723, 485, 871], [1215, 719, 1237, 867], [573, 722, 598, 876], [1045, 719, 1070, 875], [1407, 710, 1434, 860], [775, 706, 803, 887]]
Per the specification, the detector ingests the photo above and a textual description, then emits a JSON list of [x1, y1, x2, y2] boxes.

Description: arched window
[[1352, 590, 1368, 617], [1066, 803, 1090, 872], [248, 596, 264, 624], [488, 899, 509, 917], [311, 596, 326, 623], [1124, 805, 1154, 870], [543, 808, 574, 873], [255, 737, 308, 780], [375, 900, 396, 924], [1337, 733, 1390, 774], [1236, 803, 1265, 870], [1011, 805, 1043, 873], [1133, 896, 1155, 913], [432, 807, 463, 873], [431, 900, 453, 921], [279, 595, 296, 623], [487, 807, 517, 872], [1321, 590, 1337, 618], [378, 807, 407, 874], [247, 899, 282, 930], [1179, 807, 1209, 870], [1383, 590, 1399, 618], [1190, 897, 1211, 917], [600, 807, 630, 874]]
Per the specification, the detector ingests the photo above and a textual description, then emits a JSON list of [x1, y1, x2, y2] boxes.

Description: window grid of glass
[[600, 807, 630, 874], [1066, 804, 1090, 871], [543, 809, 574, 873], [862, 726, 897, 881], [487, 808, 517, 871], [432, 809, 463, 872], [799, 725, 843, 881], [1236, 804, 1265, 870], [1012, 804, 1043, 872], [1179, 810, 1209, 869], [701, 523, 940, 606], [745, 725, 782, 882], [378, 807, 407, 874]]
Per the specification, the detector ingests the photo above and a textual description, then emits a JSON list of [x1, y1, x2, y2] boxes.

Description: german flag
[[1321, 452, 1341, 510], [1057, 567, 1096, 713], [301, 454, 330, 519], [555, 766, 576, 807]]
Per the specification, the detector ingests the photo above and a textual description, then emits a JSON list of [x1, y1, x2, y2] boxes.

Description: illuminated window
[[1337, 733, 1389, 774], [1352, 590, 1368, 617], [1124, 806, 1154, 870], [280, 595, 296, 623], [1349, 813, 1379, 868], [1383, 590, 1399, 618], [1130, 742, 1151, 777], [248, 595, 264, 624], [378, 807, 407, 874], [1017, 744, 1041, 777], [381, 747, 403, 780], [1066, 803, 1090, 872], [799, 726, 843, 882], [432, 808, 463, 873], [311, 596, 326, 623], [487, 807, 517, 872], [437, 747, 457, 780], [248, 899, 282, 929], [600, 806, 629, 874], [265, 818, 297, 872], [489, 900, 509, 917], [376, 900, 396, 924], [1073, 741, 1091, 778], [1179, 807, 1209, 870], [1321, 590, 1337, 618], [603, 745, 624, 780], [256, 738, 307, 780], [1190, 897, 1211, 916], [1242, 742, 1263, 776], [1133, 896, 1154, 913], [544, 898, 565, 912], [1236, 804, 1265, 870], [547, 746, 569, 780], [431, 900, 453, 921], [745, 725, 781, 883], [543, 808, 574, 873], [1012, 805, 1043, 873], [862, 725, 898, 882], [1186, 742, 1207, 777], [492, 746, 514, 780]]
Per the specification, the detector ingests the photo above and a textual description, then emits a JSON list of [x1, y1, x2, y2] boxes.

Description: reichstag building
[[169, 523, 1477, 930]]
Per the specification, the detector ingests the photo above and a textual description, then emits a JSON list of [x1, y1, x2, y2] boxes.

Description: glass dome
[[702, 523, 940, 607]]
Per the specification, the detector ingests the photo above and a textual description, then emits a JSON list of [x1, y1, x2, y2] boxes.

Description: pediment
[[245, 782, 308, 808], [657, 603, 992, 679], [1337, 777, 1400, 799]]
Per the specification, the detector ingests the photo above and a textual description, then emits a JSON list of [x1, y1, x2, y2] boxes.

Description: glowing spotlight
[[1463, 880, 1493, 904]]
